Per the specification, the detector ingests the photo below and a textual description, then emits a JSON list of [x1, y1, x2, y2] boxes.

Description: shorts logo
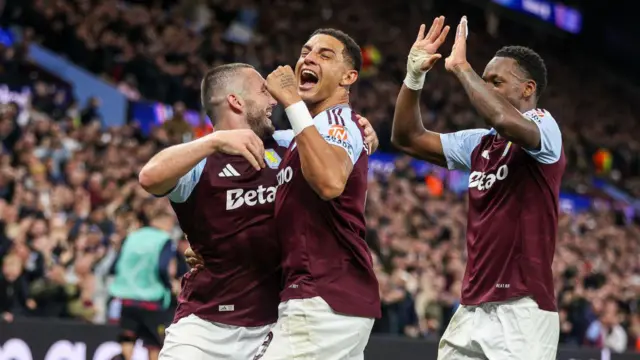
[[219, 304, 235, 312], [328, 125, 348, 141], [264, 149, 281, 169]]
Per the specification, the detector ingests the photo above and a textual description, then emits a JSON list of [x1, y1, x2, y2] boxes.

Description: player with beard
[[139, 63, 379, 360], [392, 17, 564, 359], [253, 29, 380, 360]]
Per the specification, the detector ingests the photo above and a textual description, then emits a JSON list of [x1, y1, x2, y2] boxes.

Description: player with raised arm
[[139, 63, 379, 360], [391, 17, 565, 359], [255, 29, 380, 360]]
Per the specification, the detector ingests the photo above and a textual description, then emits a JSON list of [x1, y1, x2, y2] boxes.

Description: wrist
[[452, 62, 472, 75], [403, 71, 426, 91], [281, 94, 303, 109], [206, 132, 221, 152], [285, 101, 314, 136]]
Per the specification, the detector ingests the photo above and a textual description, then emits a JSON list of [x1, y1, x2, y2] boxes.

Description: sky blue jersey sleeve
[[166, 158, 207, 203], [522, 109, 563, 164], [314, 107, 364, 165], [272, 130, 295, 148], [439, 129, 490, 171]]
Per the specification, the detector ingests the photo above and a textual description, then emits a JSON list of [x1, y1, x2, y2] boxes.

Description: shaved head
[[201, 63, 255, 122]]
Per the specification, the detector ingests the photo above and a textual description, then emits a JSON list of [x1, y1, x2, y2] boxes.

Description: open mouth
[[299, 69, 319, 91]]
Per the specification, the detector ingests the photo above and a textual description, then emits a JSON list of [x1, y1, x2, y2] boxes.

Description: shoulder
[[523, 108, 557, 126], [272, 130, 294, 148]]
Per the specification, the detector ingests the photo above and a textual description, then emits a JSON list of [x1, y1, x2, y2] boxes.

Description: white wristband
[[403, 72, 426, 91], [285, 101, 314, 136]]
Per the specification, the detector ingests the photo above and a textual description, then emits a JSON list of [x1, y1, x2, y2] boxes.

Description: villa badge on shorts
[[264, 149, 281, 169]]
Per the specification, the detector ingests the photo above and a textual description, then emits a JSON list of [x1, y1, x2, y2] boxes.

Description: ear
[[523, 80, 536, 99], [340, 69, 358, 87], [227, 93, 244, 114]]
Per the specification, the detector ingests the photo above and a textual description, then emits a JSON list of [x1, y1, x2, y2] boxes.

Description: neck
[[307, 90, 350, 117], [214, 113, 250, 132], [518, 100, 537, 114]]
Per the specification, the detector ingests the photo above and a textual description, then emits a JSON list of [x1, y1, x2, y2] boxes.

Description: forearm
[[453, 65, 539, 148], [139, 135, 215, 195], [391, 84, 447, 166], [391, 84, 425, 145], [453, 65, 506, 124], [284, 102, 349, 200], [296, 128, 349, 200]]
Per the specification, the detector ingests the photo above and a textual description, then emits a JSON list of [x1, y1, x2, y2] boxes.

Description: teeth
[[302, 70, 318, 78]]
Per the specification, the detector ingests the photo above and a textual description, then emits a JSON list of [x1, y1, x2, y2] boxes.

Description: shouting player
[[139, 63, 379, 360], [391, 17, 564, 359], [256, 29, 380, 360]]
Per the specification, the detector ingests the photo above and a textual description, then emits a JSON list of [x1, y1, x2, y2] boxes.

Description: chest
[[199, 145, 287, 211], [467, 138, 528, 196]]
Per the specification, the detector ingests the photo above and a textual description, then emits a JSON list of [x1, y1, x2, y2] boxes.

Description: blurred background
[[1, 0, 640, 358]]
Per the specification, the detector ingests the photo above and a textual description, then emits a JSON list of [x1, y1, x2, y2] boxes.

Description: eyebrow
[[302, 45, 337, 55]]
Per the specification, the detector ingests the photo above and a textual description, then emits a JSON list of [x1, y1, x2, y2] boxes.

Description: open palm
[[411, 16, 450, 72]]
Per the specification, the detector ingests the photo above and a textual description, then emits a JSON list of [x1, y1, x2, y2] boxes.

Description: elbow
[[138, 166, 162, 194], [308, 176, 346, 200], [391, 132, 413, 149], [316, 182, 345, 200], [138, 167, 154, 191], [490, 114, 510, 134]]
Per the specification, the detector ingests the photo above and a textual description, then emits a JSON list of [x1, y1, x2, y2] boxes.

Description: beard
[[246, 102, 275, 139]]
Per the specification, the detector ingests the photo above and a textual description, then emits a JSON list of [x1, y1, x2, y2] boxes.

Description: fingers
[[457, 16, 468, 40], [416, 24, 426, 42], [242, 133, 265, 170], [426, 16, 445, 43], [243, 147, 263, 171], [436, 25, 451, 47]]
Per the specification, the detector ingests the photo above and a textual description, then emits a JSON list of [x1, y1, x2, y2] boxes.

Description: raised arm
[[266, 66, 361, 200], [391, 18, 450, 167], [139, 129, 265, 197], [445, 16, 542, 150]]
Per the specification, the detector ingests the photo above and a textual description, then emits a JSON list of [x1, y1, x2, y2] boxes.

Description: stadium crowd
[[1, 0, 640, 354]]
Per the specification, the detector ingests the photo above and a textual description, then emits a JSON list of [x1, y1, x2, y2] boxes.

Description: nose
[[303, 52, 318, 66], [268, 93, 277, 107]]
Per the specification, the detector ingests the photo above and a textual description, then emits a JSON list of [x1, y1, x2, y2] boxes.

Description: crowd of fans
[[2, 0, 640, 354]]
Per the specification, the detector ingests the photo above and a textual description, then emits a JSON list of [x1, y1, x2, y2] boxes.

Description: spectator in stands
[[0, 253, 31, 322], [162, 101, 192, 143]]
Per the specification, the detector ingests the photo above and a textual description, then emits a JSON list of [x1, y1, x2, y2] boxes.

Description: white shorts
[[159, 314, 273, 360], [255, 296, 374, 360], [438, 297, 559, 360]]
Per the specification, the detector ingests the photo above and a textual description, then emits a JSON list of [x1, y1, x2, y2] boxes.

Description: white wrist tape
[[403, 47, 432, 90], [285, 101, 314, 136], [403, 72, 426, 91]]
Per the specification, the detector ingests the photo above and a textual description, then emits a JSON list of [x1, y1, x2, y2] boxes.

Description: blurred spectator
[[0, 253, 31, 322], [162, 101, 192, 143]]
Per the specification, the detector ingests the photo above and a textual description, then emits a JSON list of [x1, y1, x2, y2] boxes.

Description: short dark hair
[[201, 63, 254, 121], [310, 28, 362, 73], [495, 46, 547, 99]]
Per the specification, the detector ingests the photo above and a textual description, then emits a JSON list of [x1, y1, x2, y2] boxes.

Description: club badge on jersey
[[264, 149, 282, 169]]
